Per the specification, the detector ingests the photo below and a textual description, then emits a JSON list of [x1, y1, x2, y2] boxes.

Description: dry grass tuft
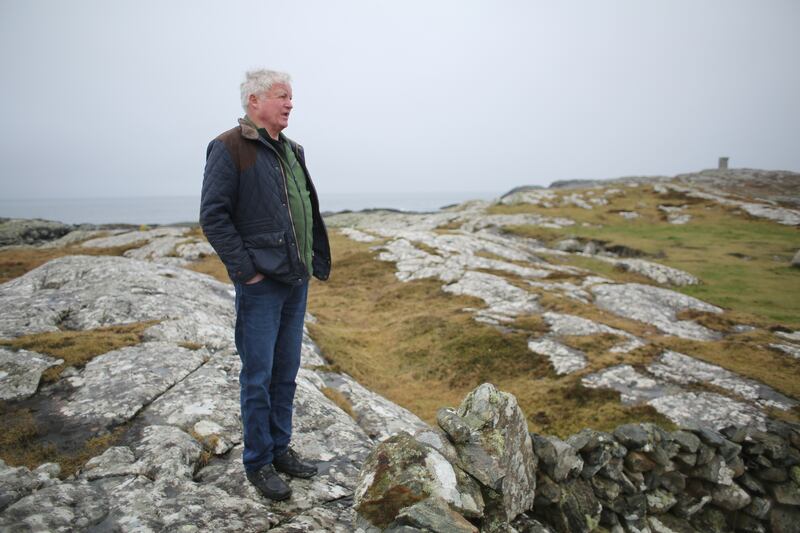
[[185, 253, 229, 284], [179, 341, 204, 351], [321, 387, 356, 419], [0, 321, 159, 383], [0, 241, 150, 284]]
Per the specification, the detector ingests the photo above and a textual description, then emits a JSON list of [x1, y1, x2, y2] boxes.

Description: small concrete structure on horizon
[[719, 156, 729, 170]]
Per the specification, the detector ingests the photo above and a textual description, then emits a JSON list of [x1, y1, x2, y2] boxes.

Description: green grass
[[495, 188, 800, 327]]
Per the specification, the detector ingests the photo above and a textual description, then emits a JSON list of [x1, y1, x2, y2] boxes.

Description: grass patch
[[0, 241, 150, 284], [307, 230, 679, 432], [0, 321, 159, 382], [0, 402, 128, 479], [495, 186, 800, 326], [185, 253, 229, 284], [510, 376, 676, 438], [179, 341, 204, 351]]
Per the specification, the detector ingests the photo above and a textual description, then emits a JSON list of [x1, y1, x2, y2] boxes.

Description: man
[[200, 69, 331, 501]]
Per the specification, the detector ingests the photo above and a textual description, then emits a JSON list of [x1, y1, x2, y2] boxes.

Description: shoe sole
[[275, 469, 317, 479]]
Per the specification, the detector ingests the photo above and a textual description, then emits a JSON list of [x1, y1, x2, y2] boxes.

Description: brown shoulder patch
[[216, 126, 258, 174]]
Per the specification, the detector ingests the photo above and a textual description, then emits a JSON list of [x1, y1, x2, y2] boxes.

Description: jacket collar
[[238, 116, 260, 140]]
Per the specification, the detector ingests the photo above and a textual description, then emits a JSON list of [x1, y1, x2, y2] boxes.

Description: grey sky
[[1, 0, 798, 201]]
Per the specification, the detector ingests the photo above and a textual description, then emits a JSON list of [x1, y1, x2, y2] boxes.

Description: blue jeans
[[234, 276, 308, 472]]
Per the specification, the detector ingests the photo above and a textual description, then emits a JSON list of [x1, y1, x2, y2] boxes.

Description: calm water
[[0, 191, 499, 225]]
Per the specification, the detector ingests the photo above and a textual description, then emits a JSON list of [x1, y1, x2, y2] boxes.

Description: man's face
[[250, 82, 293, 136]]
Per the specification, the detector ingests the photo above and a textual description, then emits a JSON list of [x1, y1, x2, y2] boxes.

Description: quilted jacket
[[200, 118, 331, 285]]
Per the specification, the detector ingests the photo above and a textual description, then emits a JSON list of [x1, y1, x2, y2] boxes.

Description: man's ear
[[248, 93, 259, 109]]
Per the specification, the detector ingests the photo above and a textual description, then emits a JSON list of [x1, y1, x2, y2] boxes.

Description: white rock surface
[[611, 258, 699, 286], [0, 255, 234, 338], [542, 312, 645, 353], [649, 392, 766, 430], [528, 337, 587, 375], [315, 370, 428, 442], [648, 350, 797, 411], [582, 365, 682, 404], [340, 227, 378, 242], [591, 283, 722, 340], [80, 227, 188, 248], [0, 347, 62, 401], [57, 342, 207, 427], [443, 271, 541, 323], [770, 343, 800, 359]]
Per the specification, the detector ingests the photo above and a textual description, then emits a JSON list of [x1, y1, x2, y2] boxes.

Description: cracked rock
[[0, 347, 62, 401], [590, 283, 722, 340]]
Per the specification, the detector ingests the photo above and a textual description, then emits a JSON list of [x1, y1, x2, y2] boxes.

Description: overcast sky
[[1, 0, 798, 202]]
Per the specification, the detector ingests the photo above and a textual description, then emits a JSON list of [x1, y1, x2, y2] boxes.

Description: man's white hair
[[240, 69, 292, 111]]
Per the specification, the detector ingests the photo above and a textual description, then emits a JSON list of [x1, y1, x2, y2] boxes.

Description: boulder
[[0, 347, 62, 401], [395, 496, 478, 533], [353, 432, 483, 529], [0, 218, 73, 246], [317, 371, 428, 442], [441, 383, 537, 522]]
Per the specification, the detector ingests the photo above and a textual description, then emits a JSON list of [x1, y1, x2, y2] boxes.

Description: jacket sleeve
[[200, 139, 257, 284]]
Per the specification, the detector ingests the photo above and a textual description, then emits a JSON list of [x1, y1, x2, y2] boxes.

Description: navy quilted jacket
[[200, 118, 331, 285]]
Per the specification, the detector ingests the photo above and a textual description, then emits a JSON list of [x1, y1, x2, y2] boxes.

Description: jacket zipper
[[262, 140, 304, 274]]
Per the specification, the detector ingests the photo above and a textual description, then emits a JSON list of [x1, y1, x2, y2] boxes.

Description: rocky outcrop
[[354, 384, 800, 533], [0, 218, 74, 246], [0, 248, 426, 530], [355, 384, 536, 532]]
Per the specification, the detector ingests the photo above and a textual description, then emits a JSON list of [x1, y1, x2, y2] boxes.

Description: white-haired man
[[200, 69, 331, 501]]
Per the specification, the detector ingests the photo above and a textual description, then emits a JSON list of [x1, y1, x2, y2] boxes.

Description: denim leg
[[234, 278, 307, 472], [269, 281, 308, 457]]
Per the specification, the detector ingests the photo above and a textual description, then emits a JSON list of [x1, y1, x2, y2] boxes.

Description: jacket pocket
[[244, 230, 292, 277]]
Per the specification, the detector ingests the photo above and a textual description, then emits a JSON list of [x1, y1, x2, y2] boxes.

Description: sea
[[0, 191, 500, 226]]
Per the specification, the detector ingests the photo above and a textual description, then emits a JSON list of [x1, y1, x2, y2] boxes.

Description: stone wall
[[353, 383, 800, 533]]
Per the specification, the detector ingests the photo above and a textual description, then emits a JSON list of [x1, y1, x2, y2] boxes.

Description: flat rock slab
[[0, 347, 62, 401], [582, 364, 682, 404], [590, 282, 722, 340], [648, 350, 797, 411], [317, 371, 428, 442], [443, 271, 541, 324], [139, 350, 242, 454], [0, 255, 234, 338], [80, 227, 188, 248], [582, 364, 767, 429], [649, 391, 766, 430], [340, 227, 378, 242], [55, 341, 207, 428], [770, 343, 800, 359], [611, 258, 699, 286], [528, 337, 587, 375], [542, 311, 645, 353]]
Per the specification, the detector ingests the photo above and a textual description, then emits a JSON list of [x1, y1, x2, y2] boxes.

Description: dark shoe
[[273, 448, 318, 479], [246, 464, 292, 501]]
